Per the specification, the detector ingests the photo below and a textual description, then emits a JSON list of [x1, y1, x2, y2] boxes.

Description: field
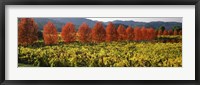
[[18, 36, 182, 67]]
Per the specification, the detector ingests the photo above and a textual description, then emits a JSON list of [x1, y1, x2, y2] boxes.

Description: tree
[[155, 30, 158, 36], [43, 21, 58, 45], [172, 26, 182, 32], [126, 26, 134, 41], [174, 29, 178, 35], [61, 22, 76, 43], [91, 22, 106, 43], [158, 26, 165, 32], [168, 29, 173, 35], [163, 30, 168, 35], [77, 22, 91, 43], [134, 27, 142, 41], [18, 18, 38, 46], [141, 27, 148, 40], [157, 30, 162, 36], [147, 28, 156, 40], [106, 22, 118, 42], [117, 25, 126, 41]]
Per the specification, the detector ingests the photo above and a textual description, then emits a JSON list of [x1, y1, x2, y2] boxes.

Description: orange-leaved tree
[[173, 29, 178, 35], [61, 22, 76, 43], [147, 28, 156, 40], [168, 29, 173, 35], [157, 30, 162, 36], [43, 21, 58, 45], [18, 18, 38, 46], [155, 30, 158, 37], [117, 25, 126, 41], [106, 22, 118, 42], [163, 30, 168, 35], [126, 26, 134, 41], [141, 27, 148, 40], [134, 27, 142, 41], [77, 22, 91, 43], [91, 22, 106, 43]]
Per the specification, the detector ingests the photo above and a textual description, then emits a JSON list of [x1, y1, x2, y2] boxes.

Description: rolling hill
[[24, 18, 182, 32]]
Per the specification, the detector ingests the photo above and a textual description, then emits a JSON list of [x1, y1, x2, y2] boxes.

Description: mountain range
[[31, 18, 182, 32]]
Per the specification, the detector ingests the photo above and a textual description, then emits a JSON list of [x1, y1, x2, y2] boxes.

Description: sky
[[86, 18, 182, 23]]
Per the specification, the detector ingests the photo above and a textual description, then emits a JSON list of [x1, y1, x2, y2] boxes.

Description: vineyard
[[18, 18, 182, 67]]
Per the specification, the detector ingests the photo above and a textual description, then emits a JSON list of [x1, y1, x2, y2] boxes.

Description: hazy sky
[[86, 18, 182, 23]]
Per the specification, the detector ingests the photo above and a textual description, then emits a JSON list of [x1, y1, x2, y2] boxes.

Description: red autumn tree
[[61, 22, 76, 43], [147, 28, 156, 40], [163, 30, 168, 35], [117, 25, 126, 41], [91, 22, 106, 43], [141, 27, 148, 40], [18, 18, 38, 46], [168, 29, 173, 35], [157, 30, 162, 36], [106, 22, 118, 42], [126, 26, 134, 41], [174, 29, 178, 35], [43, 21, 58, 45], [134, 27, 142, 41], [77, 22, 91, 43], [155, 30, 158, 37]]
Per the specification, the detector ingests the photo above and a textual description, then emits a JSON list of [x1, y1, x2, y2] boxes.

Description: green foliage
[[158, 26, 165, 32], [18, 39, 182, 67], [172, 26, 182, 31]]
